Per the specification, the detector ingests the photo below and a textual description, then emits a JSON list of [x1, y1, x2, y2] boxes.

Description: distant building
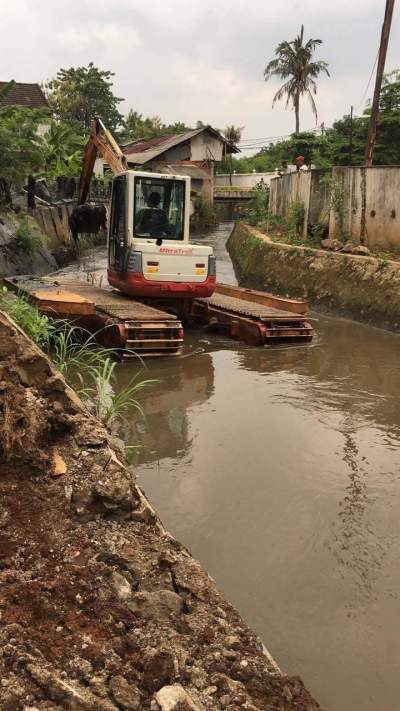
[[0, 82, 50, 135], [99, 126, 239, 203]]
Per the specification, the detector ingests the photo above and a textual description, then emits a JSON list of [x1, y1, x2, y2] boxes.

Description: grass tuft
[[0, 289, 156, 430]]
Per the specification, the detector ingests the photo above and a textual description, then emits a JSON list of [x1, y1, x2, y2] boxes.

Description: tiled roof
[[0, 82, 49, 109]]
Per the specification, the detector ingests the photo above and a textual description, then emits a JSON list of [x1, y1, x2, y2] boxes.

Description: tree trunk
[[295, 93, 300, 134]]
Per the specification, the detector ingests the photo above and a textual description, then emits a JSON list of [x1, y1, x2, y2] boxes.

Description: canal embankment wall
[[227, 222, 400, 331], [0, 310, 320, 711], [0, 208, 76, 279]]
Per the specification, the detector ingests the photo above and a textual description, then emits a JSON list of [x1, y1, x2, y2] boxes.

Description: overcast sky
[[1, 0, 399, 152]]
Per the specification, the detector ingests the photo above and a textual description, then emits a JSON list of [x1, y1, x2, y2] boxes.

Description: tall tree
[[46, 63, 124, 134], [264, 25, 329, 133], [223, 125, 243, 145], [0, 107, 45, 185], [0, 80, 16, 108], [40, 120, 86, 176], [122, 110, 189, 143]]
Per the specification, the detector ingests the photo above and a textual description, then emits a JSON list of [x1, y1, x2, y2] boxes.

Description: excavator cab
[[78, 118, 216, 299], [107, 170, 216, 298]]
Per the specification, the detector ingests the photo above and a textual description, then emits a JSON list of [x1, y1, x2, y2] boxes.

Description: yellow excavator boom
[[78, 117, 128, 205]]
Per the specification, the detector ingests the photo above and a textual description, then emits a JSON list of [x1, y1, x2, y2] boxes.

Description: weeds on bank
[[0, 288, 155, 429], [15, 216, 43, 255], [88, 358, 154, 427], [0, 287, 53, 348]]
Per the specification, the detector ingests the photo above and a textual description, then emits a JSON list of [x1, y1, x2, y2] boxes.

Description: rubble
[[0, 311, 320, 710]]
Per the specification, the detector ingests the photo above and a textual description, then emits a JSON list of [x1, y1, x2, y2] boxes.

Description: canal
[[63, 223, 400, 711]]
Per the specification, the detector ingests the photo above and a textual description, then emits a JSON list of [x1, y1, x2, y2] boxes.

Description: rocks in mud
[[153, 683, 201, 711], [320, 238, 342, 251], [340, 242, 371, 255], [110, 571, 132, 602], [26, 664, 118, 710], [129, 590, 183, 620], [143, 648, 178, 692], [109, 675, 141, 710], [321, 238, 372, 256]]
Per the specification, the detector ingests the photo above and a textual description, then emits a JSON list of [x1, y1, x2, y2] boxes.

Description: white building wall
[[190, 133, 224, 161], [215, 172, 278, 188]]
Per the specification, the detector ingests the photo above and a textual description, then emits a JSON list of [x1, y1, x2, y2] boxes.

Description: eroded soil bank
[[227, 223, 400, 330], [0, 311, 320, 710]]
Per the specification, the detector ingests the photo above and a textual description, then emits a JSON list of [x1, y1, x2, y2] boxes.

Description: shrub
[[287, 200, 305, 236], [15, 217, 42, 255], [190, 197, 217, 232], [246, 184, 269, 225], [0, 287, 53, 348]]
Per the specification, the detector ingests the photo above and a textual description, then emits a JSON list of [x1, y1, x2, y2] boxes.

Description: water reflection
[[328, 418, 386, 607], [116, 348, 214, 463]]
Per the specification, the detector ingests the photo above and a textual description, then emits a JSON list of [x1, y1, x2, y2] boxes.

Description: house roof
[[0, 82, 49, 109], [123, 126, 239, 165]]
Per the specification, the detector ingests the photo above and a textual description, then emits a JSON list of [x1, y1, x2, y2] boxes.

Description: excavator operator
[[135, 191, 173, 238]]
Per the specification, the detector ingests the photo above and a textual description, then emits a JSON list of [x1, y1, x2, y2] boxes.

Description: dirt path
[[0, 311, 320, 710]]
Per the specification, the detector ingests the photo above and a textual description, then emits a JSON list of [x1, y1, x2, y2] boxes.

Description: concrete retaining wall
[[269, 166, 400, 250], [227, 222, 400, 331]]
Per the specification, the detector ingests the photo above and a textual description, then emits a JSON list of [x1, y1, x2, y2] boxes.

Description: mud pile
[[0, 311, 320, 711]]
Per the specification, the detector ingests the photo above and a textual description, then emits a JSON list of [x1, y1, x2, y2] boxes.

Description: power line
[[238, 126, 322, 146], [354, 49, 379, 113]]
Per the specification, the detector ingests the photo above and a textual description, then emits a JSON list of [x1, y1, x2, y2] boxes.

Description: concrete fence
[[329, 166, 400, 249], [269, 165, 400, 250]]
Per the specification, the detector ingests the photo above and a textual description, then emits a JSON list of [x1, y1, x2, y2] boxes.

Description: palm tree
[[264, 26, 329, 134]]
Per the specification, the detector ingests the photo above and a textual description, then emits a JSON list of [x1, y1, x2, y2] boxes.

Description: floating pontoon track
[[4, 276, 184, 357], [192, 283, 314, 346]]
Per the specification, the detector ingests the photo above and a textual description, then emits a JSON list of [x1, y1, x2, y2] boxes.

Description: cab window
[[134, 177, 185, 240]]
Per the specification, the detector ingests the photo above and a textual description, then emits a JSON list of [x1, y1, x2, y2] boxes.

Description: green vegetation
[[287, 200, 305, 236], [190, 197, 217, 233], [89, 358, 153, 427], [245, 186, 311, 246], [264, 25, 329, 134], [246, 184, 270, 225], [0, 289, 155, 429], [0, 106, 47, 186], [121, 110, 188, 143], [15, 216, 43, 254], [41, 120, 86, 177], [0, 287, 53, 349], [46, 63, 124, 134]]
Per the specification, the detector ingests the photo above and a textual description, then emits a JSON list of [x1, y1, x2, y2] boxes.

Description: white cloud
[[1, 0, 399, 145]]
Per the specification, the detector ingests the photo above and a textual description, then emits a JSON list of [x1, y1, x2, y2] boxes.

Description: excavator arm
[[78, 117, 128, 205]]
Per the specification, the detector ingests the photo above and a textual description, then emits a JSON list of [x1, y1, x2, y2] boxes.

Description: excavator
[[76, 118, 216, 299]]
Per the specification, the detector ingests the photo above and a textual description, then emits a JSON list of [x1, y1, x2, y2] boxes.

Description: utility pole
[[349, 106, 354, 165], [365, 0, 395, 166]]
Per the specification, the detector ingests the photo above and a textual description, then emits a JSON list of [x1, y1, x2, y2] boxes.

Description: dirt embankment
[[228, 222, 400, 331], [0, 312, 320, 710], [0, 211, 73, 279]]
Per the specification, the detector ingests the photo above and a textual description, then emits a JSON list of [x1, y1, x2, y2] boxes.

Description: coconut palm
[[264, 25, 329, 134], [223, 125, 243, 145]]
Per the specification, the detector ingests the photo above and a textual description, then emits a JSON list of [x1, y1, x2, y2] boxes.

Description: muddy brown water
[[61, 224, 400, 711]]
